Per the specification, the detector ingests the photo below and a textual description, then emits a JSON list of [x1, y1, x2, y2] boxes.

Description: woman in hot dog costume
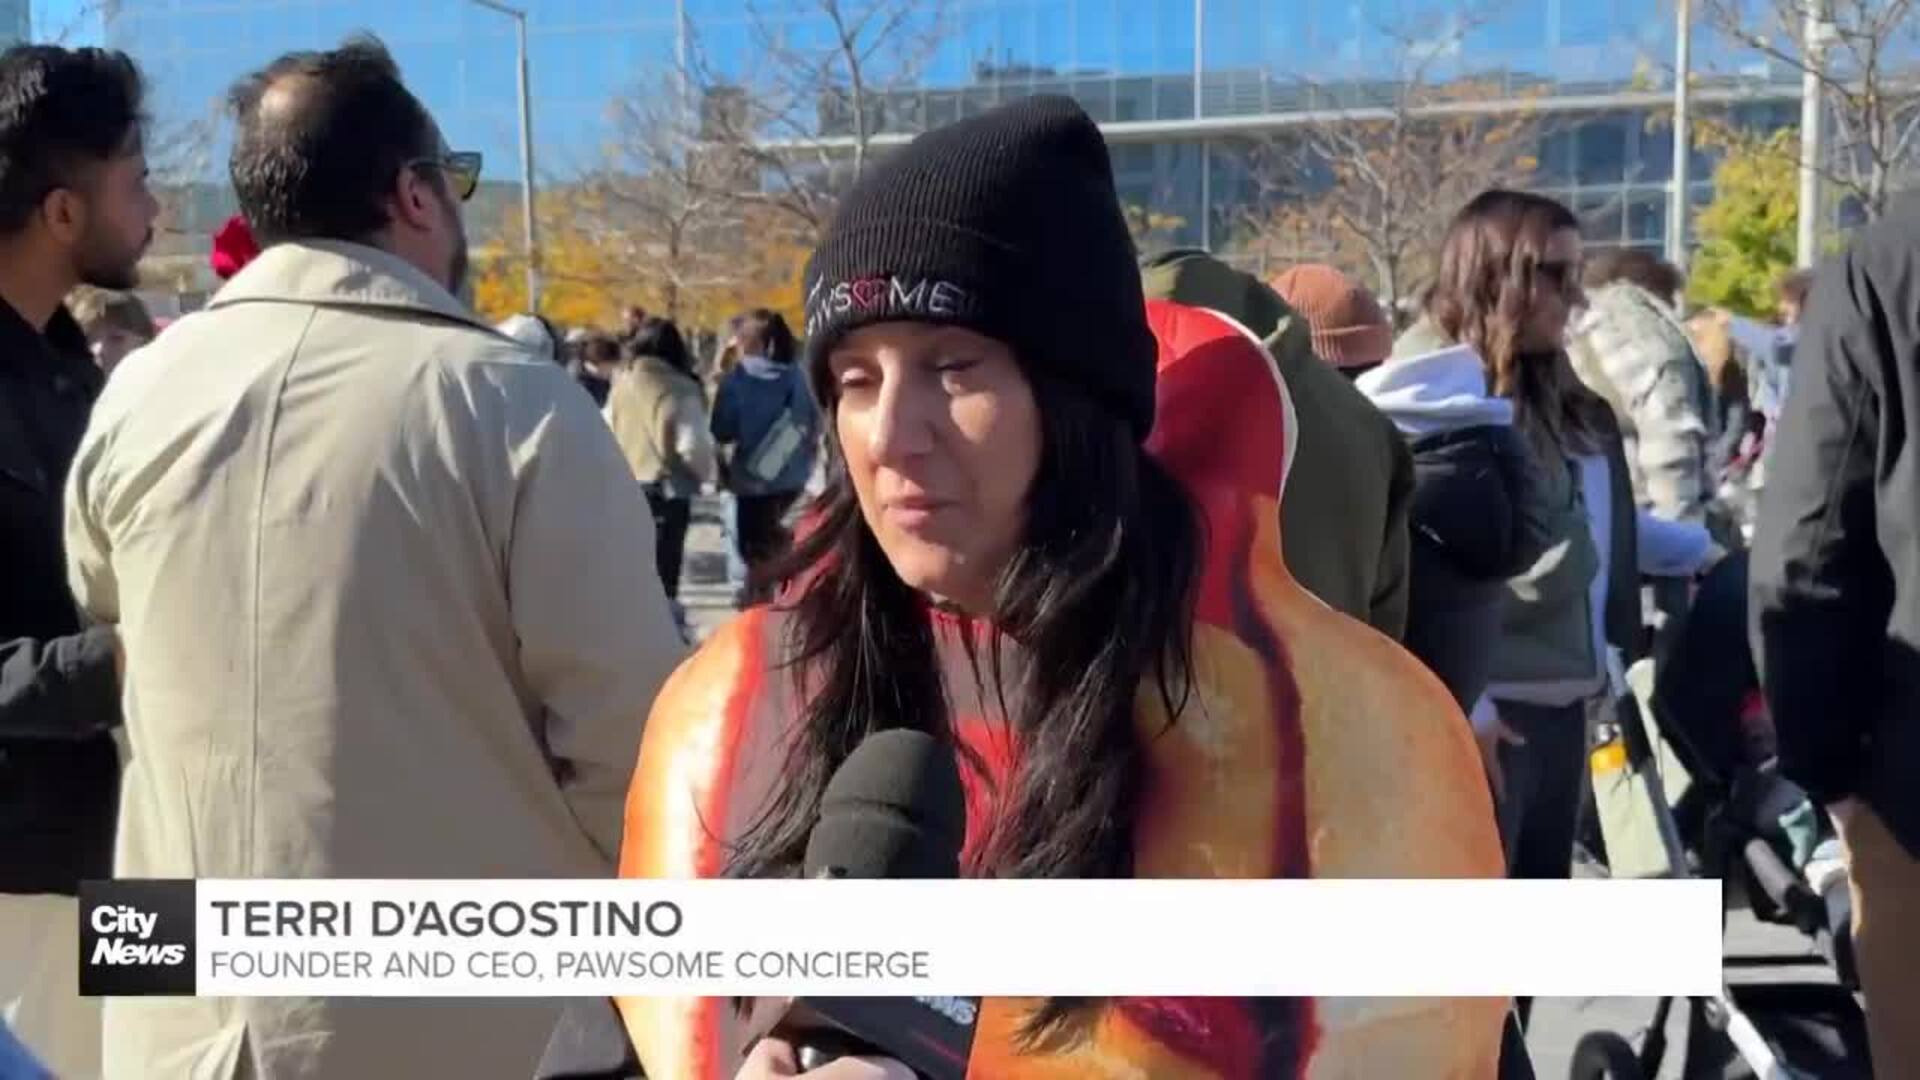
[[618, 95, 1506, 1079]]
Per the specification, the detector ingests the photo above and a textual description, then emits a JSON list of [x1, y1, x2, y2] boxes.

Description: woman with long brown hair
[[1395, 191, 1637, 887], [617, 97, 1504, 1078]]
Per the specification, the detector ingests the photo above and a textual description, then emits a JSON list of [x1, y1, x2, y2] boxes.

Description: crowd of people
[[492, 302, 823, 633], [0, 28, 1914, 1080]]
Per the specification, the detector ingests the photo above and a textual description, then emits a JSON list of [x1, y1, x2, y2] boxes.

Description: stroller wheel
[[1569, 1032, 1647, 1080]]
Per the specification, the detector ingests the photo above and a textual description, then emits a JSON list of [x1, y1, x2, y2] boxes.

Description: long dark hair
[[724, 365, 1201, 887], [1427, 189, 1613, 453], [725, 365, 1200, 1044], [735, 308, 796, 366], [627, 315, 696, 378]]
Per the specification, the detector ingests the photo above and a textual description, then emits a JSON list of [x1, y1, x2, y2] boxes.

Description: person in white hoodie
[[1358, 340, 1551, 716]]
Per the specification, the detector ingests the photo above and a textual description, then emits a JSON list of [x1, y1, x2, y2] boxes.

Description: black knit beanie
[[802, 95, 1156, 440]]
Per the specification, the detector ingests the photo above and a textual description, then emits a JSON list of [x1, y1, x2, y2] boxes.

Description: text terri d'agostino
[[210, 899, 685, 940]]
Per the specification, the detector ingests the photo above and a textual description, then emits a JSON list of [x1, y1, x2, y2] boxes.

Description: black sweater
[[1750, 195, 1920, 859], [0, 301, 120, 894], [1401, 424, 1549, 710]]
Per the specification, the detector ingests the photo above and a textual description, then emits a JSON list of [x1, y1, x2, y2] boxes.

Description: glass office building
[[0, 0, 24, 45], [104, 0, 1800, 278]]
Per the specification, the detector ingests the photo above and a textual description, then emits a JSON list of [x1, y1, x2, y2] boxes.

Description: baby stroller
[[1571, 552, 1872, 1079]]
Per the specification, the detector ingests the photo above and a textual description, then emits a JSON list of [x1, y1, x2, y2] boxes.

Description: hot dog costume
[[616, 298, 1507, 1078], [620, 92, 1503, 1078]]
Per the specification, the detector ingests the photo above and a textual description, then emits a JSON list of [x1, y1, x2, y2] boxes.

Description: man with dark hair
[[0, 43, 154, 1078], [65, 35, 682, 1078], [226, 35, 473, 294]]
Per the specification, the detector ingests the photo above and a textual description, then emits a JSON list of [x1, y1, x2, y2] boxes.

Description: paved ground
[[675, 496, 1844, 1079], [676, 498, 743, 641], [1526, 910, 1830, 1078]]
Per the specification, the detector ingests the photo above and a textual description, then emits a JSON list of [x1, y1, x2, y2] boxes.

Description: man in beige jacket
[[64, 36, 682, 1079]]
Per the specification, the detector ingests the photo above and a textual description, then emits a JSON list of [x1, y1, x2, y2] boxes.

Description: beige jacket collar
[[210, 239, 499, 336]]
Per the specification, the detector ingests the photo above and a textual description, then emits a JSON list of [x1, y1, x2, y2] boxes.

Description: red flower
[[210, 214, 260, 280]]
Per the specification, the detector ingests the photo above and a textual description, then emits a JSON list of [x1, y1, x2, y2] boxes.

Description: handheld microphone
[[771, 728, 976, 1080]]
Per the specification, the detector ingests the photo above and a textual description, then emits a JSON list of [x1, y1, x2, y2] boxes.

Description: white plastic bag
[[1589, 659, 1693, 879], [719, 491, 747, 592]]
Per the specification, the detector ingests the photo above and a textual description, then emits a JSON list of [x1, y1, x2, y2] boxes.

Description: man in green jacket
[[1141, 250, 1412, 639]]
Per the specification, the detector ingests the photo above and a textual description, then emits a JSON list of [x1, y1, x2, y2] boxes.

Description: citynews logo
[[78, 880, 197, 996]]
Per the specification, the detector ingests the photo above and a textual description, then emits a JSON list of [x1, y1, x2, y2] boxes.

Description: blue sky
[[34, 0, 96, 44], [36, 0, 1695, 181]]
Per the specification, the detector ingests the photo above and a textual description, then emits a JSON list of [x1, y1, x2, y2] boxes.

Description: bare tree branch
[[681, 0, 949, 241], [1232, 4, 1542, 314], [1698, 0, 1920, 218], [35, 0, 106, 45], [565, 0, 951, 327]]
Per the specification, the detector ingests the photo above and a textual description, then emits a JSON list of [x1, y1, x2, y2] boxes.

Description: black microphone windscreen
[[803, 729, 967, 880]]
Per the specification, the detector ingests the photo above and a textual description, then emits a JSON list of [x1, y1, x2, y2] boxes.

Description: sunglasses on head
[[407, 150, 482, 202]]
